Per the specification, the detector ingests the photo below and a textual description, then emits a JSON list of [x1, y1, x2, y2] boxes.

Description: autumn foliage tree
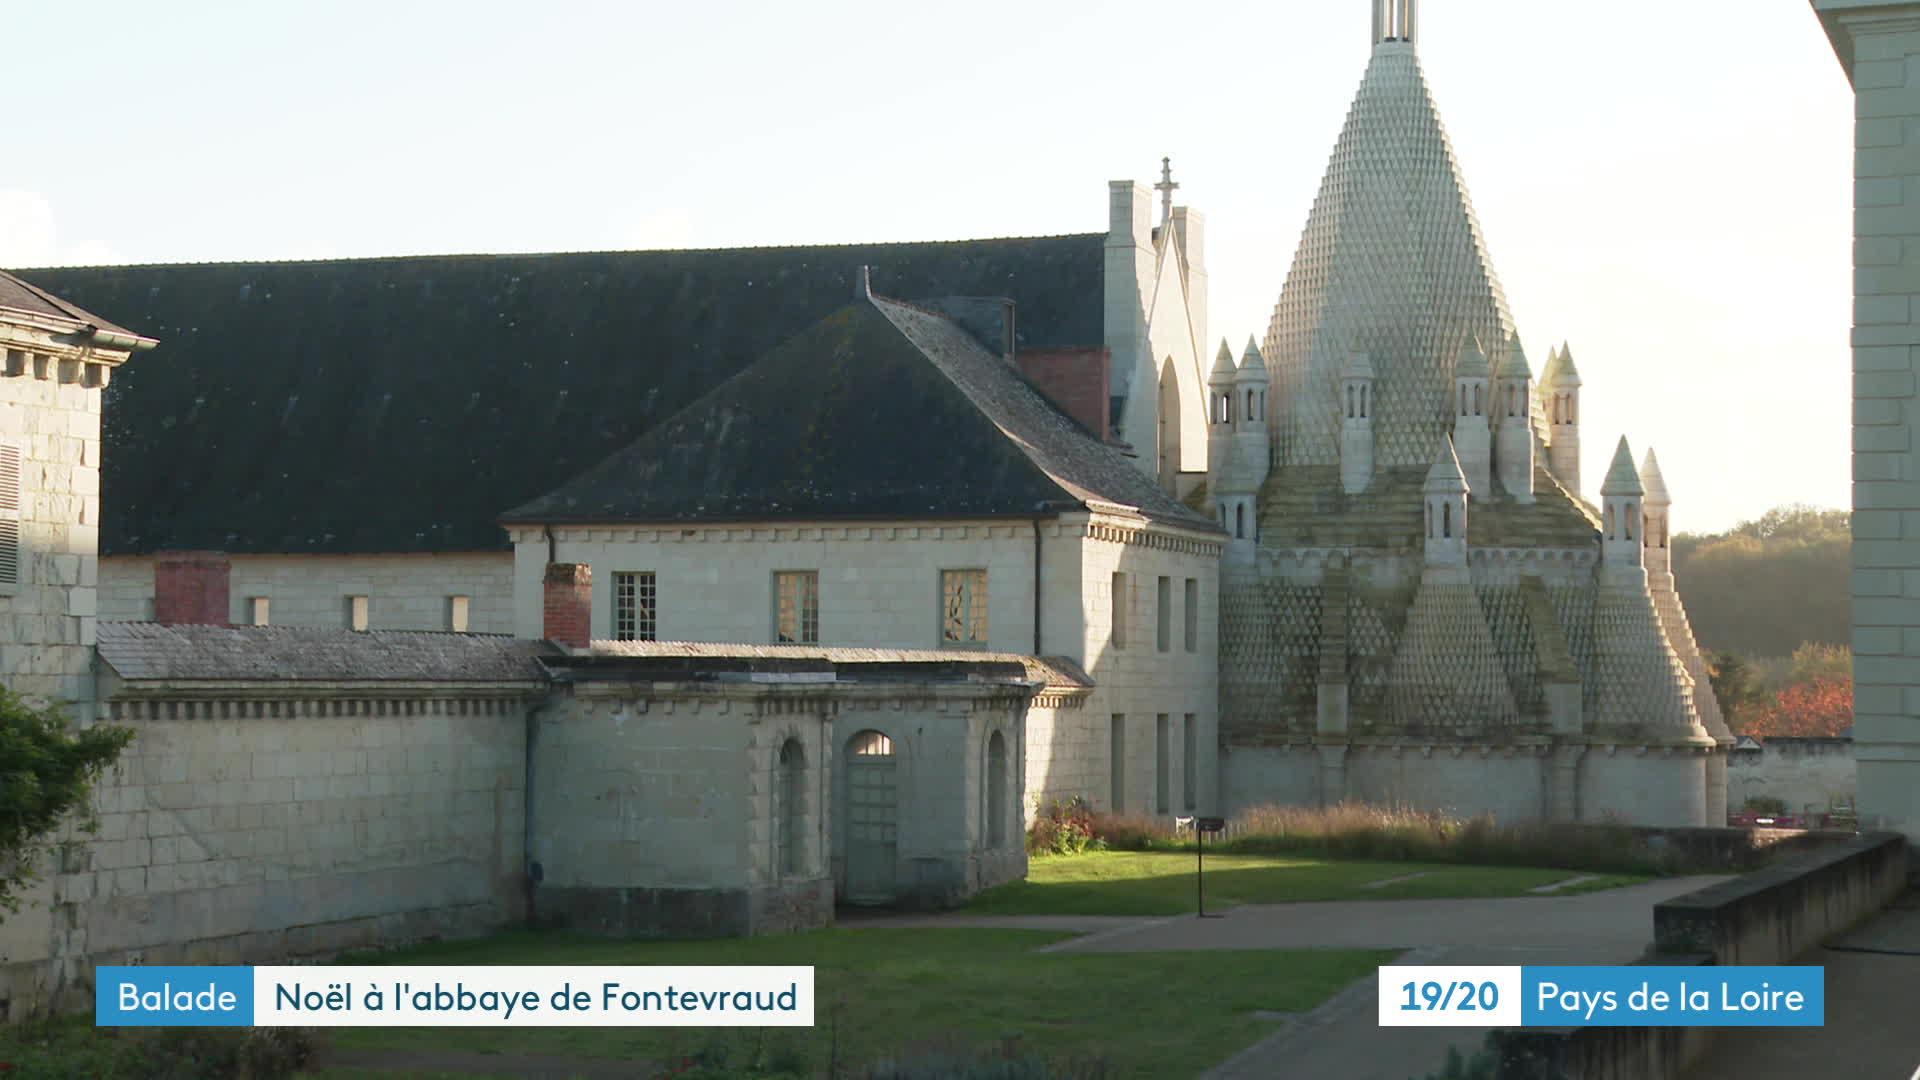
[[1727, 644, 1854, 739]]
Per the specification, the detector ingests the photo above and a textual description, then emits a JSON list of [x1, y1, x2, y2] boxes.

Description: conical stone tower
[[1264, 5, 1515, 473]]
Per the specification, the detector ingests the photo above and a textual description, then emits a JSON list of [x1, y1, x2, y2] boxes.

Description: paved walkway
[[1688, 891, 1920, 1080], [858, 877, 1728, 1080]]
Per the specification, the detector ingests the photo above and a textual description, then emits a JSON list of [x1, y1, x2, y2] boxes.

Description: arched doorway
[[844, 730, 898, 903]]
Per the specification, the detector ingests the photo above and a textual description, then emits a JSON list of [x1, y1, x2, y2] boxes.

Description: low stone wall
[[1488, 832, 1909, 1080], [1653, 832, 1908, 964], [1727, 737, 1855, 817]]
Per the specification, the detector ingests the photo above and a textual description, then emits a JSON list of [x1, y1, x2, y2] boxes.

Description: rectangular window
[[1183, 713, 1198, 811], [448, 595, 470, 633], [613, 571, 657, 642], [1156, 576, 1172, 652], [0, 441, 19, 588], [1110, 714, 1126, 814], [1110, 572, 1126, 648], [346, 595, 369, 632], [248, 597, 270, 626], [940, 569, 988, 648], [775, 571, 819, 644], [1184, 578, 1199, 652], [1155, 714, 1170, 814]]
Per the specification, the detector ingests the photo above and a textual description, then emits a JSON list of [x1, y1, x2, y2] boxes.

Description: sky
[[2, 1, 1856, 533]]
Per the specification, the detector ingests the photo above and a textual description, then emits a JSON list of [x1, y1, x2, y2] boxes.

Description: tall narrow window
[[613, 571, 657, 642], [1183, 714, 1198, 811], [775, 571, 820, 644], [1156, 576, 1171, 652], [0, 442, 19, 587], [248, 597, 271, 627], [1184, 578, 1199, 652], [1110, 573, 1126, 648], [778, 738, 806, 877], [1109, 715, 1126, 813], [346, 595, 369, 632], [986, 730, 1008, 847], [940, 569, 988, 648], [447, 595, 470, 633], [1155, 714, 1170, 814]]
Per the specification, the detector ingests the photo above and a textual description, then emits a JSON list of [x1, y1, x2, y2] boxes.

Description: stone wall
[[99, 552, 515, 634], [1727, 738, 1856, 815], [529, 686, 833, 937], [0, 368, 103, 706], [0, 686, 532, 1014], [1075, 519, 1221, 816], [1818, 0, 1920, 844], [520, 512, 1222, 819]]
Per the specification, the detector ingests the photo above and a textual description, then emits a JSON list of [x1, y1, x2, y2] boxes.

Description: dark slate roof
[[501, 295, 1219, 531], [585, 640, 1094, 691], [0, 268, 142, 338], [21, 237, 1104, 555], [95, 621, 556, 682]]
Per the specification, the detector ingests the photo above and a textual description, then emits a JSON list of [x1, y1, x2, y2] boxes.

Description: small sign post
[[1194, 816, 1226, 918]]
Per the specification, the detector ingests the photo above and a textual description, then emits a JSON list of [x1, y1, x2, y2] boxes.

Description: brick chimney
[[543, 563, 592, 650], [154, 551, 231, 626]]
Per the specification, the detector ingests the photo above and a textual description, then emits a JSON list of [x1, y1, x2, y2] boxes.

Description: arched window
[[1473, 385, 1482, 416], [849, 730, 894, 757], [1605, 505, 1615, 538], [986, 731, 1008, 847], [1626, 505, 1637, 541], [1442, 501, 1452, 538], [1360, 385, 1369, 418], [1246, 389, 1255, 418], [778, 738, 805, 877], [1235, 503, 1246, 539], [1426, 502, 1434, 539], [1346, 385, 1355, 419]]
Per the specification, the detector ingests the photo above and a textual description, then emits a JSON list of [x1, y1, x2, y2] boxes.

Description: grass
[[307, 928, 1393, 1079], [966, 851, 1644, 916]]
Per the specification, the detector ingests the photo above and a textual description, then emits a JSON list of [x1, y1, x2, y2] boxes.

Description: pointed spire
[[1424, 436, 1469, 494], [1238, 336, 1268, 380], [1552, 342, 1583, 386], [1540, 344, 1563, 383], [1601, 437, 1644, 497], [1210, 339, 1237, 383], [1455, 336, 1489, 378], [1497, 336, 1533, 380], [1640, 449, 1670, 506]]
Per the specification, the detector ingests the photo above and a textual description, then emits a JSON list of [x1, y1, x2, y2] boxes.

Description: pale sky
[[3, 1, 1854, 533]]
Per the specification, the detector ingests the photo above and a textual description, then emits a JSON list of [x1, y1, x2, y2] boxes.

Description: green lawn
[[964, 851, 1644, 915], [304, 928, 1392, 1078]]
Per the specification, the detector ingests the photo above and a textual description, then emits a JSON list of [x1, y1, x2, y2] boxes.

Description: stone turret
[[1640, 448, 1672, 576], [1422, 436, 1469, 568], [1206, 338, 1237, 532], [1452, 336, 1492, 498], [1234, 338, 1270, 497], [1496, 338, 1535, 502], [1600, 437, 1644, 571], [1547, 342, 1582, 495], [1340, 350, 1376, 495]]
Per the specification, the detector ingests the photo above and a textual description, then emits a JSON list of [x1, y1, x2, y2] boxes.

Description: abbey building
[[0, 0, 1731, 1004]]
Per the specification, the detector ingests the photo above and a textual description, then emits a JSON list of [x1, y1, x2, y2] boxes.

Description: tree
[[0, 686, 133, 913], [1673, 505, 1849, 656], [1708, 651, 1765, 731], [1739, 676, 1853, 739]]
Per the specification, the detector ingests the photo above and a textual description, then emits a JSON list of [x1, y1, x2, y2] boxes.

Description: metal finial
[[1154, 157, 1180, 225]]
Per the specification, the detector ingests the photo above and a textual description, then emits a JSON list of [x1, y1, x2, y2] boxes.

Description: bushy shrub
[[0, 1023, 318, 1079], [1026, 798, 1101, 856]]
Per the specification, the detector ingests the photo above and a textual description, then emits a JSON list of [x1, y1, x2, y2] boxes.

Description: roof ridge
[[17, 233, 1107, 273]]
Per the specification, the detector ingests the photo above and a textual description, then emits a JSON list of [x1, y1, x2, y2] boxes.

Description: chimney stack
[[154, 551, 231, 626], [543, 562, 593, 650]]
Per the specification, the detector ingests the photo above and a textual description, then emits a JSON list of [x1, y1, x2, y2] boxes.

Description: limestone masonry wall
[[1727, 739, 1857, 814], [0, 688, 531, 1013], [100, 553, 515, 633], [0, 375, 102, 706]]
